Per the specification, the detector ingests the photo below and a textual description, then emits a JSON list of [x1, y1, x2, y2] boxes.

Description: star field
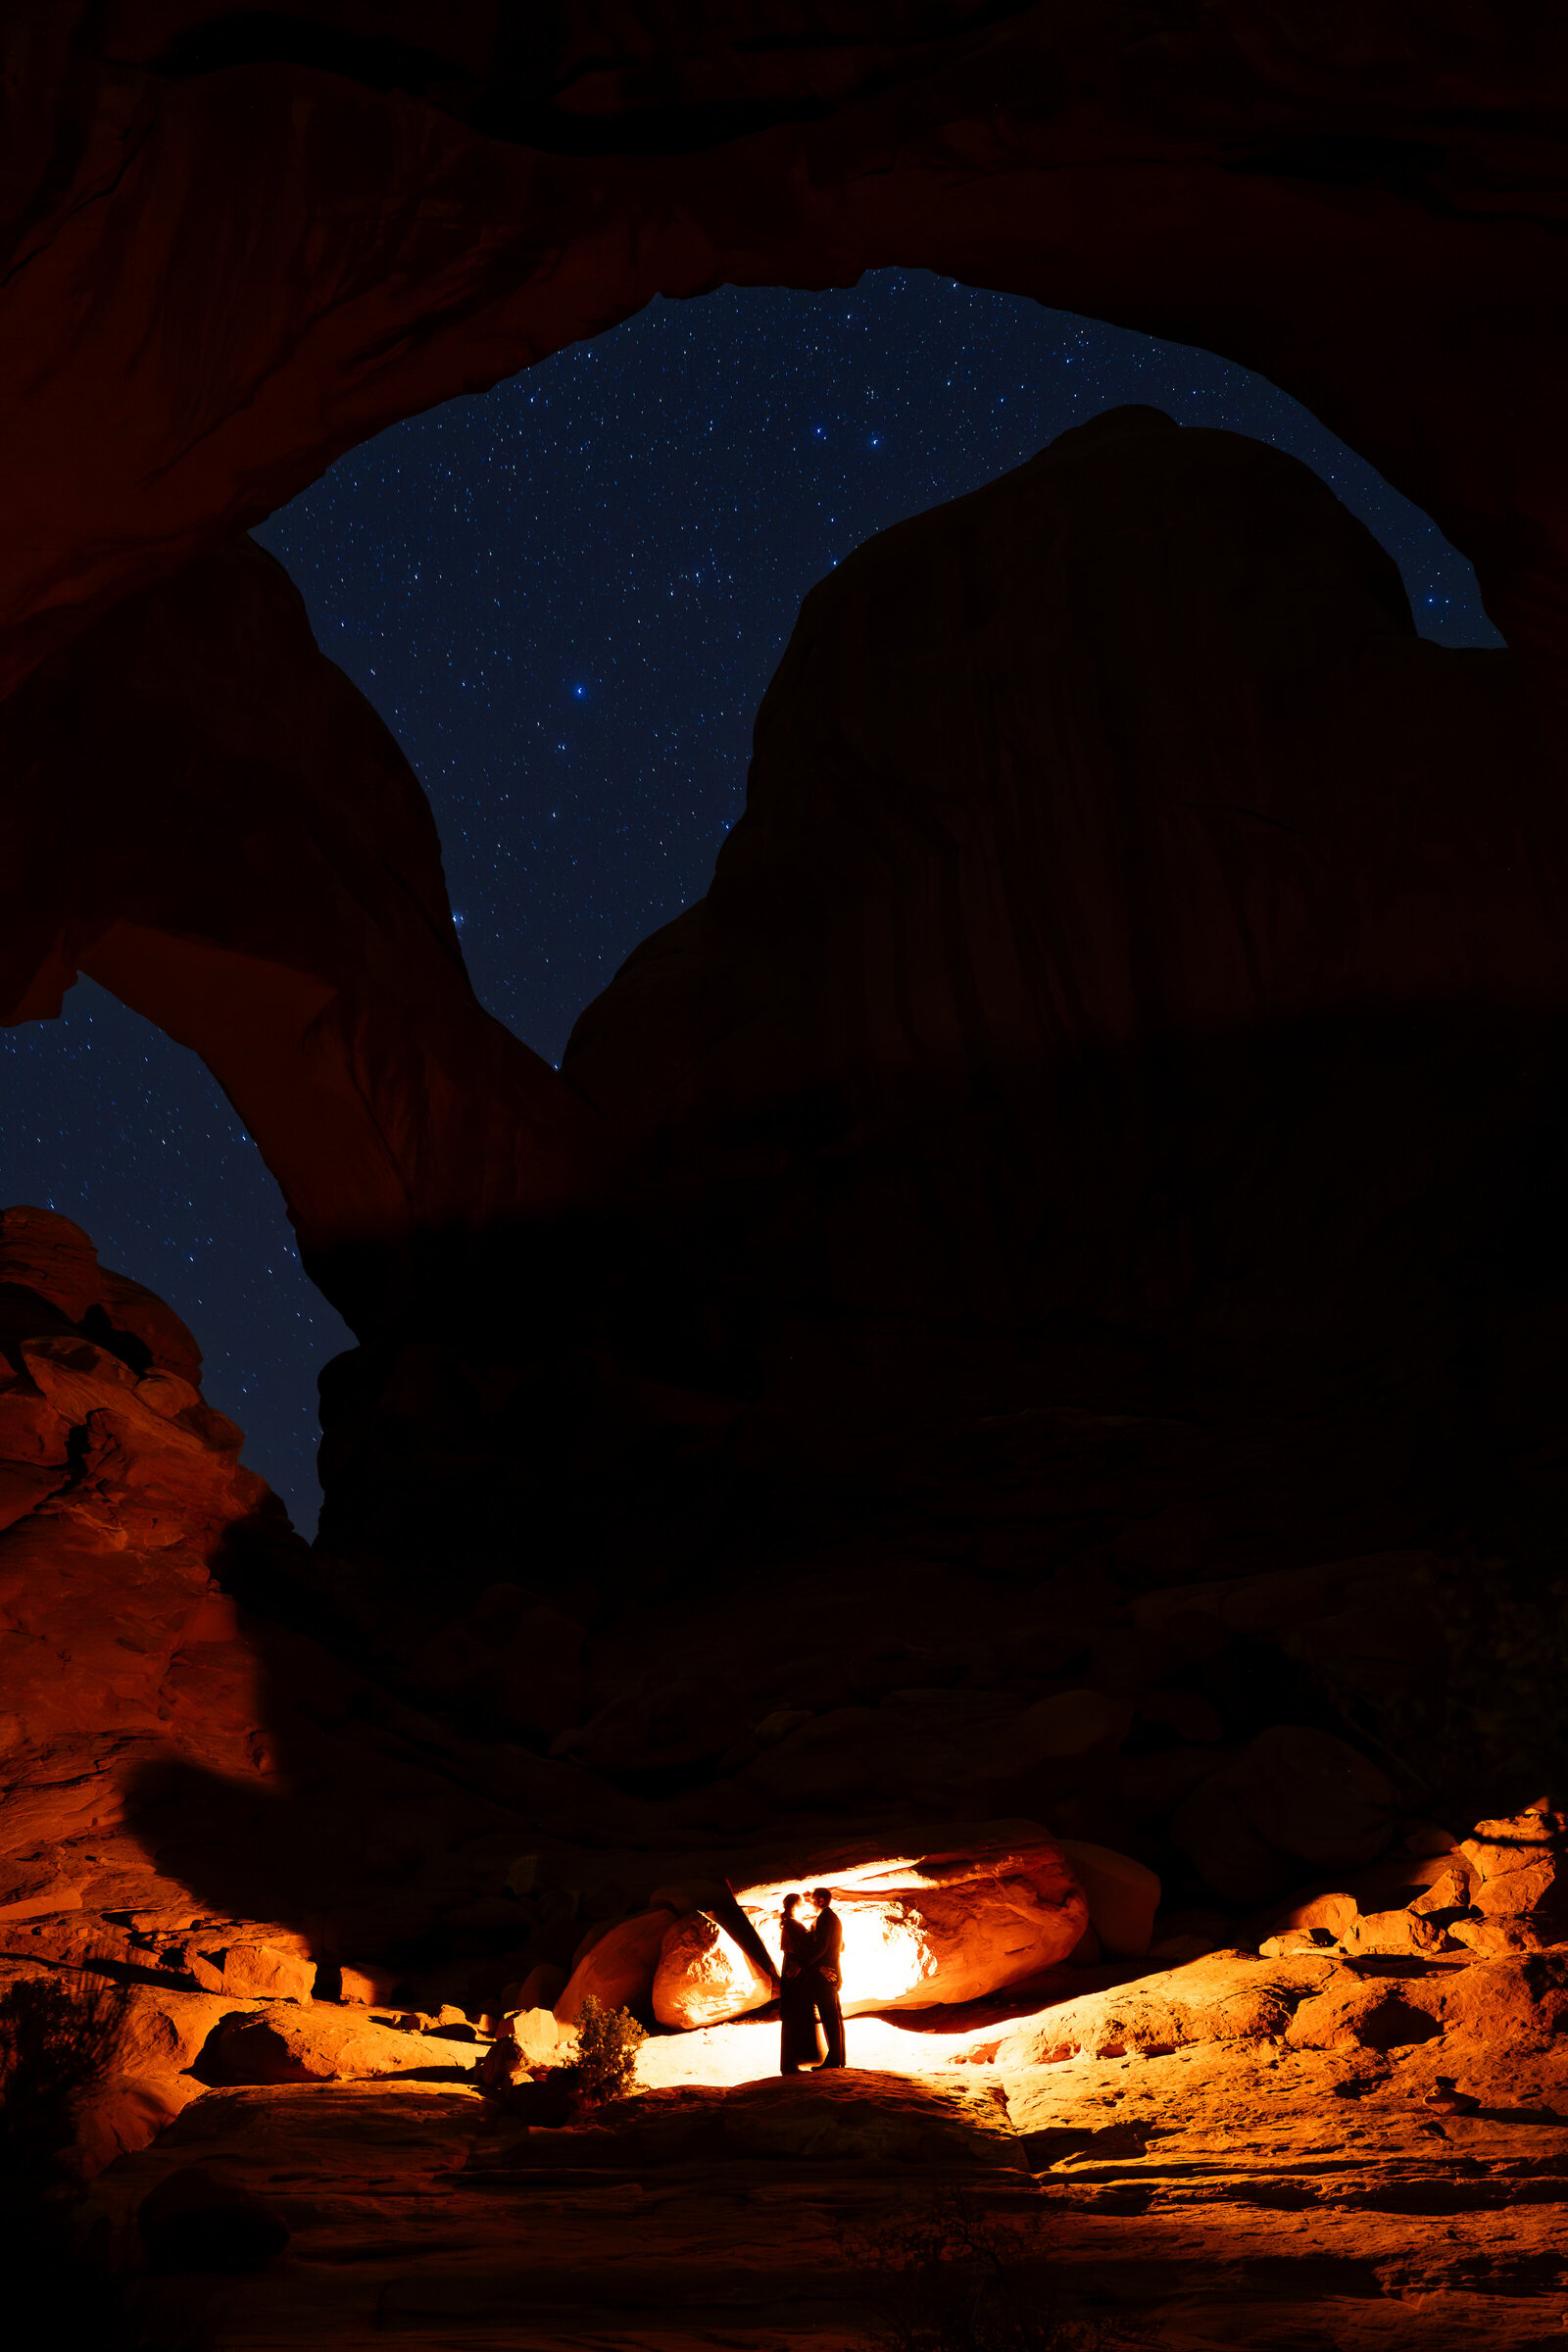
[[1, 271, 1503, 1531]]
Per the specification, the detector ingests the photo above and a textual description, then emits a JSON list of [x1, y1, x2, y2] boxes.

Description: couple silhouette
[[778, 1886, 846, 2073]]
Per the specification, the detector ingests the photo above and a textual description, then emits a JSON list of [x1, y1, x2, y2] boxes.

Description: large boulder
[[1450, 1804, 1568, 1955], [653, 1823, 1088, 2029], [195, 2002, 460, 2086], [1056, 1839, 1160, 1959], [1168, 1727, 1398, 1904], [651, 1911, 775, 2033], [555, 1909, 675, 2026], [1286, 1949, 1568, 2059], [990, 1949, 1341, 2069]]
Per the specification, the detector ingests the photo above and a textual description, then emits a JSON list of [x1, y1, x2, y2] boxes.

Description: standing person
[[808, 1885, 847, 2068], [777, 1892, 822, 2075]]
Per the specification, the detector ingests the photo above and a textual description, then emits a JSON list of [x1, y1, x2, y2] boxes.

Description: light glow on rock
[[742, 1894, 938, 2011], [651, 1827, 1089, 2030]]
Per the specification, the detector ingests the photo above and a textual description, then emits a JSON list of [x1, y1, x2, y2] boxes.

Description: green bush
[[563, 1995, 645, 2106]]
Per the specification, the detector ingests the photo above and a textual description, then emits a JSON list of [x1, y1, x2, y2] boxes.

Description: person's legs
[[779, 1981, 809, 2074], [818, 1983, 847, 2067]]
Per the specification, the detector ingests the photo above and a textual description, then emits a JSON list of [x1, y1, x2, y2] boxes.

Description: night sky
[[1, 271, 1502, 1534]]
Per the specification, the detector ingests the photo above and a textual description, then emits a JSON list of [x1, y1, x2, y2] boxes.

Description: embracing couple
[[778, 1886, 846, 2074]]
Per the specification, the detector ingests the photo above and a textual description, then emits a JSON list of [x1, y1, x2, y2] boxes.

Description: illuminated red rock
[[1284, 1949, 1568, 2056], [1055, 1839, 1160, 1960], [650, 1911, 774, 2034], [653, 1825, 1088, 2030], [992, 1947, 1341, 2068], [0, 1208, 745, 2132], [1448, 1804, 1568, 1954], [183, 1931, 317, 2004], [82, 2007, 1568, 2339], [198, 2005, 456, 2088], [554, 1908, 676, 2027], [0, 1205, 285, 1764]]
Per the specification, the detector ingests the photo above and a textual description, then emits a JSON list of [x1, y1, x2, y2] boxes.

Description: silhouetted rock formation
[[303, 414, 1562, 1648], [4, 11, 1568, 2334], [0, 539, 604, 1323], [1, 4, 1563, 685]]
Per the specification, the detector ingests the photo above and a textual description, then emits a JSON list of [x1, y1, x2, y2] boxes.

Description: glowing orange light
[[652, 1835, 1088, 2031]]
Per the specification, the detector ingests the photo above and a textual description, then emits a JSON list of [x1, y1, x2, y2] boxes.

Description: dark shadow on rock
[[106, 416, 1568, 1984]]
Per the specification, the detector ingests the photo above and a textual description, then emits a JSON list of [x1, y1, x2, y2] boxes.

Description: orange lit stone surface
[[655, 1828, 1089, 2028]]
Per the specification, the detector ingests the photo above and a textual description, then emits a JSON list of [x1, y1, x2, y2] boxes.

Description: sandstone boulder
[[338, 1964, 400, 2007], [1285, 1947, 1568, 2057], [196, 2003, 444, 2086], [117, 1984, 253, 2078], [991, 1949, 1339, 2068], [1409, 1863, 1477, 1919], [1446, 1806, 1568, 1951], [1266, 1890, 1358, 1942], [1169, 1727, 1397, 1903], [652, 1909, 775, 2032], [1338, 1909, 1453, 1959], [517, 1963, 566, 2012], [1056, 1839, 1160, 1958], [73, 2073, 208, 2183], [555, 1908, 674, 2025], [507, 2006, 563, 2067], [653, 1824, 1088, 2030], [187, 1933, 316, 2003], [1461, 1806, 1567, 1881]]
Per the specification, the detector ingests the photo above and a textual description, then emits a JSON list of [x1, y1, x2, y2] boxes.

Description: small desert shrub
[[843, 2188, 1114, 2352], [0, 1972, 125, 2189], [563, 1995, 645, 2106], [0, 1972, 131, 2351]]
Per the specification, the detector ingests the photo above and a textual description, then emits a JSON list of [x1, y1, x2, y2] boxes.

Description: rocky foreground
[[75, 1936, 1568, 2350], [5, 1199, 1568, 2343]]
